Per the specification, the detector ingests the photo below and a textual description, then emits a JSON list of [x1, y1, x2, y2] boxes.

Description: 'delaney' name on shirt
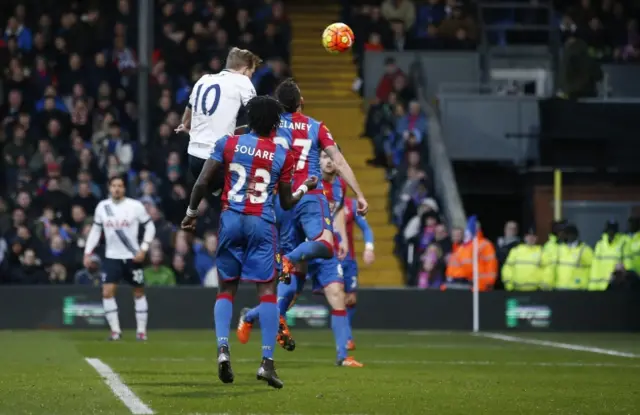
[[279, 120, 311, 131]]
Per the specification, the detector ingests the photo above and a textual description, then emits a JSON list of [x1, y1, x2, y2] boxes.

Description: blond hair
[[225, 47, 262, 71]]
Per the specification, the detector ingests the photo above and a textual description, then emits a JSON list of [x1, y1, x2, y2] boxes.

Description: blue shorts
[[274, 195, 297, 256], [294, 193, 333, 241], [307, 256, 343, 294], [341, 258, 358, 293], [216, 210, 278, 283], [103, 258, 144, 287]]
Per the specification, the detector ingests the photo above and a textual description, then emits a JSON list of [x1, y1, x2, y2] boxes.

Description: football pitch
[[1, 330, 639, 414]]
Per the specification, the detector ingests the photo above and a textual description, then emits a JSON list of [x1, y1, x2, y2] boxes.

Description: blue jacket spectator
[[36, 96, 69, 113], [193, 235, 218, 284], [396, 101, 428, 136], [4, 17, 32, 51], [74, 254, 103, 286]]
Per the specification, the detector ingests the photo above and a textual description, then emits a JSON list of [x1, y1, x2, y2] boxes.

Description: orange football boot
[[276, 315, 296, 351], [236, 308, 253, 344], [338, 356, 364, 367], [347, 339, 356, 351], [279, 256, 296, 284]]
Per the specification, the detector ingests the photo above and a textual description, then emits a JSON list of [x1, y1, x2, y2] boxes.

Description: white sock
[[103, 297, 121, 334], [135, 296, 148, 334]]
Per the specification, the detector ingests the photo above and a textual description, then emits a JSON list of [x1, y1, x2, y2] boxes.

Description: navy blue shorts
[[188, 154, 224, 201], [216, 210, 278, 283], [102, 258, 145, 287]]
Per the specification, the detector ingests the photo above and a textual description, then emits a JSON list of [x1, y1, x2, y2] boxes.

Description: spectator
[[11, 248, 47, 284], [194, 232, 217, 284], [72, 182, 99, 214], [364, 32, 385, 51], [4, 16, 33, 51], [47, 233, 75, 270], [437, 5, 477, 48], [382, 0, 417, 30], [496, 220, 520, 269], [445, 218, 498, 291], [376, 57, 405, 102], [558, 35, 603, 99], [172, 253, 199, 285], [143, 249, 176, 286]]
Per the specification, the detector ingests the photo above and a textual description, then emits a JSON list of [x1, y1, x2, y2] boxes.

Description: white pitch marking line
[[85, 358, 154, 415], [111, 356, 640, 368], [476, 332, 640, 358]]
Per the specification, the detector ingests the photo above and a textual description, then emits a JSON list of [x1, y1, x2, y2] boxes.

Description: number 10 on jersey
[[193, 84, 221, 115]]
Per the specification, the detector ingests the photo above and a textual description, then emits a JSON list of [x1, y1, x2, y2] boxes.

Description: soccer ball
[[322, 23, 354, 54]]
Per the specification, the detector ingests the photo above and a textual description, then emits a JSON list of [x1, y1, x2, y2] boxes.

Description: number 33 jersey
[[273, 112, 337, 193], [188, 71, 256, 159], [211, 133, 294, 223]]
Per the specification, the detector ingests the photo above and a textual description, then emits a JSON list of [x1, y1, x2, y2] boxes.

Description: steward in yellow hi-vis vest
[[623, 217, 640, 276], [502, 227, 543, 291], [540, 220, 568, 290], [554, 224, 593, 290], [589, 220, 628, 291]]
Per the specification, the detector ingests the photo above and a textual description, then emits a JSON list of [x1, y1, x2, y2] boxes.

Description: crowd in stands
[[354, 1, 640, 289], [558, 0, 640, 62], [0, 0, 291, 285]]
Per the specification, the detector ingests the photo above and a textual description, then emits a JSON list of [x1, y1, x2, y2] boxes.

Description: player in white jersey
[[175, 47, 261, 193], [83, 176, 156, 341]]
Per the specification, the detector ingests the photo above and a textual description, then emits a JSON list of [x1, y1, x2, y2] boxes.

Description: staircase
[[287, 2, 403, 286]]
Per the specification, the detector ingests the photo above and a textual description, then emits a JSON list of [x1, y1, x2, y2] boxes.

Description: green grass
[[1, 330, 640, 414]]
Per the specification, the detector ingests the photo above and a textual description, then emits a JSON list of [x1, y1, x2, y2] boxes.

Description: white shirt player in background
[[83, 176, 156, 341], [175, 47, 261, 190]]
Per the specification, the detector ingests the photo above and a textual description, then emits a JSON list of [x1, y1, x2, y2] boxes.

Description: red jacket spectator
[[376, 58, 405, 102]]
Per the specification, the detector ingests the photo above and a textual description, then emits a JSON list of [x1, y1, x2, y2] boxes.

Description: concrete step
[[294, 72, 356, 81], [359, 268, 404, 286], [291, 54, 354, 64]]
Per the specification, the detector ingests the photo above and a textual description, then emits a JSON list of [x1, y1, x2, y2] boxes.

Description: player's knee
[[102, 284, 116, 299], [324, 283, 346, 310], [257, 280, 277, 297], [218, 279, 239, 296]]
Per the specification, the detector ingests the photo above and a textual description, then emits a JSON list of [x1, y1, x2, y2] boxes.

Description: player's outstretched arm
[[175, 106, 192, 134], [181, 159, 221, 231], [279, 176, 319, 210], [354, 203, 375, 265], [324, 145, 368, 215]]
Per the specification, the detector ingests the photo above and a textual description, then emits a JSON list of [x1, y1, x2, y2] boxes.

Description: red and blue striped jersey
[[273, 112, 337, 193], [323, 176, 347, 253], [323, 176, 347, 216], [343, 196, 374, 260], [211, 133, 294, 223]]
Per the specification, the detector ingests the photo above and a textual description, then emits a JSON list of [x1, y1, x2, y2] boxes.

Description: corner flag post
[[472, 233, 479, 333]]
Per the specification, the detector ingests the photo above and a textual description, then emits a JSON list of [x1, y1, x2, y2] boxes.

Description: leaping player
[[175, 47, 260, 194], [181, 96, 317, 389], [83, 176, 156, 341], [237, 78, 367, 367]]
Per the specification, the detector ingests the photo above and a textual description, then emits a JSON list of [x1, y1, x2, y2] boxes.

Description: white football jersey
[[187, 70, 256, 159], [93, 198, 151, 260]]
